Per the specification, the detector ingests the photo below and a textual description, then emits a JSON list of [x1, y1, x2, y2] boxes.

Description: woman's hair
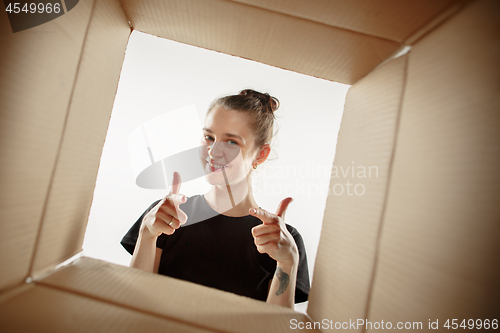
[[208, 89, 279, 148]]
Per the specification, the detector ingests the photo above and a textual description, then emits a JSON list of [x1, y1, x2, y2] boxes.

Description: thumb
[[170, 172, 182, 195], [275, 197, 293, 219]]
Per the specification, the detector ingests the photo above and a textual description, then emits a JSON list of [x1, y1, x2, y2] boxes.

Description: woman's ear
[[254, 144, 271, 166]]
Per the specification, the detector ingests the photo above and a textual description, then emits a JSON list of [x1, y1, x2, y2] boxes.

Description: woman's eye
[[227, 140, 238, 146], [204, 135, 214, 141]]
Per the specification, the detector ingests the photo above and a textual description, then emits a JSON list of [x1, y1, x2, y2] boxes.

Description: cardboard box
[[0, 0, 498, 331]]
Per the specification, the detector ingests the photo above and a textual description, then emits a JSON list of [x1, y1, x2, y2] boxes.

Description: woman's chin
[[204, 173, 249, 190], [203, 171, 226, 186]]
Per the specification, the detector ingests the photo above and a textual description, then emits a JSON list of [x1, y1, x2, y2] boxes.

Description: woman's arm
[[266, 261, 298, 308], [250, 197, 298, 309], [130, 231, 163, 273]]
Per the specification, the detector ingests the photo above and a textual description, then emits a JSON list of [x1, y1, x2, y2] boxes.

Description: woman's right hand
[[140, 172, 188, 239]]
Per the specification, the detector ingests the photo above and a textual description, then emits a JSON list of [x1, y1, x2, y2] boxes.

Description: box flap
[[0, 0, 94, 293], [38, 257, 318, 333], [307, 54, 408, 329], [120, 0, 401, 85], [0, 283, 34, 306], [367, 0, 500, 323], [228, 0, 461, 43], [0, 284, 216, 332], [29, 0, 130, 276]]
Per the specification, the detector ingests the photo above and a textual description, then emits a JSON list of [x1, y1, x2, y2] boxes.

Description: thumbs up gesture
[[140, 172, 188, 238], [250, 197, 299, 266]]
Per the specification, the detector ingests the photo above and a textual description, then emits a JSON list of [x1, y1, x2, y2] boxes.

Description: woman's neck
[[204, 176, 258, 217]]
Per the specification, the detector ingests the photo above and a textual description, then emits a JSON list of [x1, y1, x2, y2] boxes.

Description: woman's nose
[[208, 141, 223, 158]]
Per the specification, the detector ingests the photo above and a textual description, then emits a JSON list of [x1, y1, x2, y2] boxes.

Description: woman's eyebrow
[[202, 128, 244, 142]]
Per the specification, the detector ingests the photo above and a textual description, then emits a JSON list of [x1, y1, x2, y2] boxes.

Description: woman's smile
[[207, 159, 229, 173]]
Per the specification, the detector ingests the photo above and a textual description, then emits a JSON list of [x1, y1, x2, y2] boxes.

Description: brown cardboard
[[228, 0, 461, 43], [1, 0, 498, 331], [37, 257, 317, 333], [367, 0, 500, 327], [0, 284, 216, 332], [29, 0, 130, 278], [0, 283, 33, 306], [0, 0, 95, 292], [120, 0, 401, 85], [403, 0, 472, 45], [308, 54, 408, 332]]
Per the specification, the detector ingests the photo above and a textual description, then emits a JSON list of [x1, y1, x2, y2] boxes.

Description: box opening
[[83, 30, 350, 313]]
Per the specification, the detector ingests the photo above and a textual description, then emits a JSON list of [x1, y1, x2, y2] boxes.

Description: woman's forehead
[[204, 107, 253, 137]]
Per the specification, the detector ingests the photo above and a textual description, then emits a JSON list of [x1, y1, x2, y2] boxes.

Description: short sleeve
[[120, 199, 162, 255], [286, 224, 311, 303]]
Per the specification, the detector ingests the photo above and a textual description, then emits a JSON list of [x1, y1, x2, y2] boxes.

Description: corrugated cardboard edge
[[0, 283, 217, 332], [119, 0, 401, 85], [0, 0, 95, 293], [307, 54, 409, 332], [403, 0, 474, 45], [37, 257, 319, 333], [29, 0, 131, 277], [227, 0, 463, 43], [365, 0, 500, 328]]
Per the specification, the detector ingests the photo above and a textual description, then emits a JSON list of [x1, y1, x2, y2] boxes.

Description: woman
[[121, 90, 310, 309]]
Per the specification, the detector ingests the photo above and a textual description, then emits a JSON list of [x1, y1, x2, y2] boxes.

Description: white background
[[83, 31, 350, 313]]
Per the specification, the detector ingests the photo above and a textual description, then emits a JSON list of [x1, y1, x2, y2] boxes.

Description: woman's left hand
[[250, 197, 299, 266]]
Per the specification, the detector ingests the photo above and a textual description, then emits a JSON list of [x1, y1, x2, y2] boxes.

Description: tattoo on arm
[[275, 266, 290, 296]]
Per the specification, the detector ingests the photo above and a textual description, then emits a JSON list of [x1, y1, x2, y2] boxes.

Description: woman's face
[[200, 106, 258, 186]]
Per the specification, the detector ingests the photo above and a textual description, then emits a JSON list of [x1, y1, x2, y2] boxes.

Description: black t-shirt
[[121, 195, 310, 303]]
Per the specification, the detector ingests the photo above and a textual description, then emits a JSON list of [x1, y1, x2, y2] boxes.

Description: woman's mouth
[[208, 160, 228, 172]]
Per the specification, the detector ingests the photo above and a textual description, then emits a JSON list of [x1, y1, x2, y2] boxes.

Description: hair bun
[[239, 89, 279, 114]]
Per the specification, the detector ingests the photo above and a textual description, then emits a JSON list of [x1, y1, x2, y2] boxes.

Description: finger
[[162, 224, 176, 236], [156, 212, 180, 230], [251, 224, 280, 237], [176, 207, 188, 225], [170, 172, 182, 195], [275, 197, 293, 218], [254, 233, 280, 246], [152, 219, 176, 235], [256, 242, 278, 254], [249, 208, 279, 225], [168, 193, 187, 207], [165, 218, 180, 230], [159, 203, 186, 224]]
